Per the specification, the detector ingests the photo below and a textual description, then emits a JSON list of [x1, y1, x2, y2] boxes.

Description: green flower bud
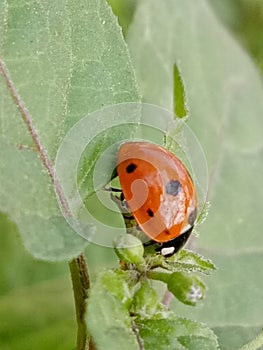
[[113, 234, 144, 265]]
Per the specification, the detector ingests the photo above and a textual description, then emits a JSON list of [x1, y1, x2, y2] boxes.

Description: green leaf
[[113, 234, 144, 265], [136, 317, 219, 350], [0, 0, 139, 260], [130, 280, 168, 319], [150, 271, 205, 306], [146, 249, 215, 275], [178, 335, 219, 350], [101, 269, 133, 308], [167, 249, 216, 275], [173, 64, 189, 118], [107, 0, 137, 36], [128, 0, 263, 345], [86, 274, 139, 350], [0, 141, 87, 261]]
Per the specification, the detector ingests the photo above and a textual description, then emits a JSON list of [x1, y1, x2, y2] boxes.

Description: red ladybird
[[116, 141, 197, 256]]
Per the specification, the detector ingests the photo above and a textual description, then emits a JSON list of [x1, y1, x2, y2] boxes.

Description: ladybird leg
[[109, 191, 123, 205], [105, 181, 141, 233], [109, 190, 138, 236], [109, 190, 131, 215], [104, 186, 123, 204], [107, 188, 129, 209], [104, 187, 122, 193]]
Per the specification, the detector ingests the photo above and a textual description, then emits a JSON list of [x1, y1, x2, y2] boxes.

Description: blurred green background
[[0, 0, 262, 349]]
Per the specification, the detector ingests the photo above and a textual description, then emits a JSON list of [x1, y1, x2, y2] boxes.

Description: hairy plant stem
[[131, 319, 144, 350], [238, 329, 263, 350], [69, 253, 96, 350]]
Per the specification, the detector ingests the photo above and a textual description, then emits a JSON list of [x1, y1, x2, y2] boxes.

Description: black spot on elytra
[[188, 208, 197, 226], [165, 180, 181, 196], [147, 208, 154, 217], [126, 163, 137, 173]]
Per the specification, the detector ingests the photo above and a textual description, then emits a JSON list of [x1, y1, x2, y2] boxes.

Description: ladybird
[[116, 141, 197, 256]]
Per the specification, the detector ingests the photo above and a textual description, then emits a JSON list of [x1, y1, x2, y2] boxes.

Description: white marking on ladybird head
[[161, 246, 175, 256]]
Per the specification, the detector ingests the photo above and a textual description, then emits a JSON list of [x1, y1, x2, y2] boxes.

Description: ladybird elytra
[[116, 141, 197, 246]]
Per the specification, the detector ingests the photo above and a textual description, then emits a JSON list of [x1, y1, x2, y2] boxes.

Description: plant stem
[[238, 329, 263, 350], [69, 253, 96, 350], [161, 289, 174, 307], [131, 319, 144, 350]]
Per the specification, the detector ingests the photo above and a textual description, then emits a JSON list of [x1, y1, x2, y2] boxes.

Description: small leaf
[[114, 234, 144, 265], [101, 269, 133, 308], [86, 274, 139, 350], [148, 271, 205, 306], [136, 316, 219, 350], [146, 248, 215, 275], [130, 280, 168, 319], [169, 249, 216, 275], [173, 63, 189, 118], [167, 272, 205, 306]]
